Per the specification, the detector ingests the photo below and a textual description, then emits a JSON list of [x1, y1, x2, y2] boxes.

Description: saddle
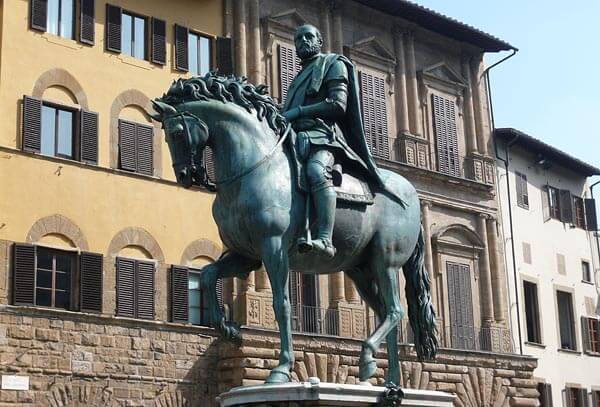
[[286, 130, 375, 205]]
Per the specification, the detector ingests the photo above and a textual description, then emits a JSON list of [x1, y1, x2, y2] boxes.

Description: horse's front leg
[[200, 251, 261, 343], [262, 236, 294, 383]]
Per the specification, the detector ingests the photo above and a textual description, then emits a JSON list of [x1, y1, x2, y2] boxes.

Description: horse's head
[[151, 100, 209, 189]]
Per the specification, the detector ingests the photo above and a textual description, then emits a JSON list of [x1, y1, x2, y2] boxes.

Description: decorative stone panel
[[397, 134, 429, 169]]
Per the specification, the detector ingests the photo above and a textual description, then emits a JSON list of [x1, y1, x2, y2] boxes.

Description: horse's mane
[[158, 72, 287, 135]]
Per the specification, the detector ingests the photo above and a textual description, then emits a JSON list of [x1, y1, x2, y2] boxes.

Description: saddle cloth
[[334, 173, 374, 204]]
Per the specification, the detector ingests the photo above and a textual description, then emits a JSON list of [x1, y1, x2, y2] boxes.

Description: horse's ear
[[151, 99, 176, 118]]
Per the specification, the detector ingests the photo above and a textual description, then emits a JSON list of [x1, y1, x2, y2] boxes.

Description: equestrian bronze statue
[[151, 24, 437, 389]]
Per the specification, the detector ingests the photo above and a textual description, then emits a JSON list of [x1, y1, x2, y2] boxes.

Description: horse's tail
[[402, 227, 438, 360]]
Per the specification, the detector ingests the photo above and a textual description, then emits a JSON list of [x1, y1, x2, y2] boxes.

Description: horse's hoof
[[265, 370, 291, 384], [358, 359, 377, 382], [221, 322, 242, 346]]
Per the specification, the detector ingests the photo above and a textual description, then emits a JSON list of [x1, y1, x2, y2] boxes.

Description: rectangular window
[[188, 270, 211, 325], [515, 172, 529, 209], [359, 71, 390, 159], [431, 93, 460, 177], [537, 382, 552, 407], [583, 317, 600, 353], [116, 257, 155, 320], [582, 260, 592, 282], [574, 197, 586, 228], [557, 290, 577, 350], [169, 265, 223, 325], [118, 119, 154, 176], [12, 244, 103, 312], [46, 0, 74, 39], [566, 387, 585, 407], [121, 12, 146, 60], [548, 186, 561, 220], [41, 103, 75, 159], [523, 281, 542, 344], [188, 32, 211, 76]]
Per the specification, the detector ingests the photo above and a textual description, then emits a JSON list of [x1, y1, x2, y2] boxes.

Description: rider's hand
[[282, 107, 300, 122]]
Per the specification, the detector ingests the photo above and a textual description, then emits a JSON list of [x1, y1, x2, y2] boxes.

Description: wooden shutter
[[13, 243, 35, 305], [446, 262, 475, 349], [289, 271, 302, 330], [79, 252, 103, 312], [80, 109, 98, 164], [118, 119, 137, 171], [432, 93, 459, 176], [216, 37, 234, 76], [542, 185, 551, 222], [79, 0, 95, 45], [30, 0, 48, 32], [170, 266, 189, 323], [278, 43, 301, 103], [580, 388, 588, 407], [136, 123, 154, 176], [582, 316, 591, 352], [175, 24, 189, 71], [515, 173, 524, 206], [116, 257, 135, 317], [23, 96, 42, 153], [585, 199, 598, 231], [592, 391, 599, 407], [151, 17, 166, 65], [136, 260, 155, 320], [559, 189, 573, 223], [105, 4, 122, 52], [537, 382, 553, 407]]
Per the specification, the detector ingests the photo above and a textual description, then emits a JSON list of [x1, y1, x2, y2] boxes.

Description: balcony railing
[[290, 304, 339, 336]]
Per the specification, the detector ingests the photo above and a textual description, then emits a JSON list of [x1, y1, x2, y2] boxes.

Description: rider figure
[[282, 24, 401, 258]]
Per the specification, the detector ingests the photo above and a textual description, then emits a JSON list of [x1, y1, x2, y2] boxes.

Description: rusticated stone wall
[[218, 328, 540, 407], [0, 306, 221, 406]]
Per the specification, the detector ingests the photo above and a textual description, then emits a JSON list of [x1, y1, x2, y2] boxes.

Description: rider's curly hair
[[158, 72, 287, 136]]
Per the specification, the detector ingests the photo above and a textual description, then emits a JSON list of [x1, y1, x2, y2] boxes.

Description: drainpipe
[[483, 48, 523, 354], [590, 180, 600, 315]]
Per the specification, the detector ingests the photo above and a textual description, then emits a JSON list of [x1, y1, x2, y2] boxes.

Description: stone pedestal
[[217, 380, 456, 407]]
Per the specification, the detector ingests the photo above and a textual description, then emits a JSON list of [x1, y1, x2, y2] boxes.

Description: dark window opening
[[557, 290, 576, 350], [566, 387, 585, 407], [523, 281, 541, 344], [548, 186, 561, 220], [582, 261, 592, 282], [35, 247, 74, 309], [574, 197, 586, 229], [515, 172, 529, 209]]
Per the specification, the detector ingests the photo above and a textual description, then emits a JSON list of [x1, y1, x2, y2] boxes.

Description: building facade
[[496, 128, 600, 407], [0, 0, 542, 406]]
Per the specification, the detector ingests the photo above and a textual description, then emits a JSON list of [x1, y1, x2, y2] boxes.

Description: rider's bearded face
[[295, 26, 322, 60]]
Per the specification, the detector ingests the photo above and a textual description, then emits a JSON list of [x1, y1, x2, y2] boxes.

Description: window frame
[[548, 186, 561, 220], [582, 260, 592, 283], [583, 317, 600, 354], [41, 100, 78, 160], [34, 246, 76, 310], [523, 280, 542, 344], [573, 196, 586, 229], [46, 0, 76, 39], [188, 268, 210, 326], [121, 10, 148, 60], [187, 30, 213, 77], [566, 387, 585, 407], [117, 118, 154, 176], [556, 290, 577, 351], [515, 171, 529, 209]]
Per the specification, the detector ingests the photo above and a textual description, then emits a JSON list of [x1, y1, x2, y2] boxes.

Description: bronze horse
[[151, 74, 437, 386]]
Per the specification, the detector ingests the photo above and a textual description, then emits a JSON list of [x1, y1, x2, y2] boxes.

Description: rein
[[210, 123, 292, 186]]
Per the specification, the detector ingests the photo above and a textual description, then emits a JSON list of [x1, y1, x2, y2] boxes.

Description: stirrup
[[297, 237, 313, 253]]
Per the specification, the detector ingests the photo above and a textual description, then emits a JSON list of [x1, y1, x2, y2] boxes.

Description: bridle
[[166, 111, 292, 190]]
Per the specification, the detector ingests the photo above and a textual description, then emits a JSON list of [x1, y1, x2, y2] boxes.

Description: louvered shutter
[[13, 244, 35, 305], [175, 24, 189, 71], [23, 96, 42, 153], [151, 18, 166, 65], [118, 119, 137, 171], [136, 123, 154, 176], [585, 199, 598, 231], [105, 4, 122, 52], [289, 271, 302, 331], [30, 0, 47, 32], [538, 383, 553, 407], [278, 44, 301, 104], [80, 109, 98, 164], [136, 260, 155, 320], [216, 37, 234, 76], [592, 391, 598, 407], [542, 186, 551, 222], [170, 265, 189, 323], [582, 316, 591, 352], [203, 147, 216, 182], [79, 0, 95, 45], [432, 93, 459, 176], [79, 252, 103, 312], [116, 257, 135, 317], [580, 388, 588, 407], [559, 189, 573, 223]]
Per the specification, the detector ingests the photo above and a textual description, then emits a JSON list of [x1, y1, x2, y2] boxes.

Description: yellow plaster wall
[[0, 0, 224, 263]]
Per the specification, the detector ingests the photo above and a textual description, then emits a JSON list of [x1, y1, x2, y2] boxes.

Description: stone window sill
[[581, 279, 594, 286], [584, 351, 600, 357], [525, 341, 545, 349], [557, 348, 581, 355]]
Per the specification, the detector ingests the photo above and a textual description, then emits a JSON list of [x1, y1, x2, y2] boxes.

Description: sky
[[414, 0, 600, 188]]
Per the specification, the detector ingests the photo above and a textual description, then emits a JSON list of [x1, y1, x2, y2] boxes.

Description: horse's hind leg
[[200, 251, 261, 342], [356, 260, 404, 386]]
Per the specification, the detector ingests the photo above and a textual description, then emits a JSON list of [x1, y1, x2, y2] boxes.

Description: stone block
[[132, 338, 150, 350], [72, 360, 92, 373], [81, 333, 100, 346], [9, 326, 33, 339]]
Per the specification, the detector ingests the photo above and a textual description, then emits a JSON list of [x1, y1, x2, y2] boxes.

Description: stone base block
[[217, 380, 456, 406]]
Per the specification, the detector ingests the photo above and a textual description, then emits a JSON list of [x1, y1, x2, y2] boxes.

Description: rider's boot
[[310, 185, 337, 258]]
